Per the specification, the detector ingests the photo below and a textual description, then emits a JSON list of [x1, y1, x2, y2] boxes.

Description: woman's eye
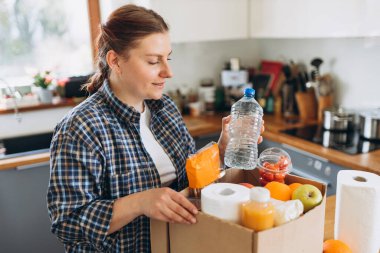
[[148, 58, 171, 65]]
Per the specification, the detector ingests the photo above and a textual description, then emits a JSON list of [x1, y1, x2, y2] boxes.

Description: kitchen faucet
[[0, 78, 22, 123]]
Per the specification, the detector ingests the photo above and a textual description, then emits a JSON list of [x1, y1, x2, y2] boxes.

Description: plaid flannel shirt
[[47, 80, 196, 252]]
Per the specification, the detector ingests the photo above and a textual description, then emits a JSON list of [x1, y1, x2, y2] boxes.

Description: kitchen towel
[[334, 170, 380, 253], [201, 183, 250, 223]]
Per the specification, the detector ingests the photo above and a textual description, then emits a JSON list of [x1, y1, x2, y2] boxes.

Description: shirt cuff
[[79, 199, 118, 252]]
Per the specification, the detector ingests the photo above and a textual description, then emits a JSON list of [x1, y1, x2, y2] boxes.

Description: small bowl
[[257, 148, 292, 186]]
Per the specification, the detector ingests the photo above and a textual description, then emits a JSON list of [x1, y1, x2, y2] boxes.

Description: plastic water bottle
[[224, 88, 263, 169]]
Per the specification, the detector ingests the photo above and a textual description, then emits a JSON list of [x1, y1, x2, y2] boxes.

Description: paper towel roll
[[335, 170, 380, 253], [201, 183, 250, 223]]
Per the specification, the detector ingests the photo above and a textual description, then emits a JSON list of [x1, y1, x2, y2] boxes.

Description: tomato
[[259, 177, 269, 186], [273, 178, 285, 183], [264, 163, 276, 171], [274, 173, 286, 180], [263, 172, 274, 181], [277, 157, 290, 171], [263, 161, 271, 167]]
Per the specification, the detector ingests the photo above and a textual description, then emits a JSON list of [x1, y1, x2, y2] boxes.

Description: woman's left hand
[[217, 115, 265, 158]]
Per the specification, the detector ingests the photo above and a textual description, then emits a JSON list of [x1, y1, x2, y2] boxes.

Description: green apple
[[291, 184, 323, 212]]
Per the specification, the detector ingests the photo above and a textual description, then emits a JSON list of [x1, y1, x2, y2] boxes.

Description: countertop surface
[[324, 195, 335, 240], [1, 113, 379, 175], [0, 98, 79, 115]]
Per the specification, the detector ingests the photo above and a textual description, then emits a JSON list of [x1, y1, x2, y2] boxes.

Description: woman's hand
[[217, 115, 265, 159], [108, 187, 198, 235], [138, 187, 198, 224]]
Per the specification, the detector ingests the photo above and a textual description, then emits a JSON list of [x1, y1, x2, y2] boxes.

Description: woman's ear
[[106, 50, 122, 74]]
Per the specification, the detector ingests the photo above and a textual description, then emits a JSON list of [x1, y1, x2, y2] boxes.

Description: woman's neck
[[109, 75, 144, 113]]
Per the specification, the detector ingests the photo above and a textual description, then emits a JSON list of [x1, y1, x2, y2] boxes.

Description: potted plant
[[33, 70, 54, 104]]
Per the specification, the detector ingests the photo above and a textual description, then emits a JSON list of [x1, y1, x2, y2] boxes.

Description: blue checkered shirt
[[47, 80, 196, 252]]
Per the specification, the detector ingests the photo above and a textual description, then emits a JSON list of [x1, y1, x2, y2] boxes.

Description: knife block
[[318, 95, 334, 123], [295, 91, 318, 122]]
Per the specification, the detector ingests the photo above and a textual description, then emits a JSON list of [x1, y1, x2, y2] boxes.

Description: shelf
[[0, 98, 82, 115]]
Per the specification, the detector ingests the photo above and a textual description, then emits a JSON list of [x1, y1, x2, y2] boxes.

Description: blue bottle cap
[[244, 88, 255, 97]]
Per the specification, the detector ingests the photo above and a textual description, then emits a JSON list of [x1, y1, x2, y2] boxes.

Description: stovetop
[[281, 124, 380, 155]]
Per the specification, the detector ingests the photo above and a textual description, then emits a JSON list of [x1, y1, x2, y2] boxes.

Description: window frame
[[87, 0, 101, 67]]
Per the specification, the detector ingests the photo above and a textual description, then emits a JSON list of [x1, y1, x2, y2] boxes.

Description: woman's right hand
[[138, 187, 198, 225]]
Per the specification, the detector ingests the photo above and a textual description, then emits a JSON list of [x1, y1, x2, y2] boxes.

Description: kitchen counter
[[1, 113, 379, 174], [0, 114, 224, 171], [261, 115, 380, 175], [0, 97, 80, 115], [324, 195, 335, 240]]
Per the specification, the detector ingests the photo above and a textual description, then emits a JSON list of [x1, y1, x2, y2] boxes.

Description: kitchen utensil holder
[[318, 95, 333, 123], [295, 91, 318, 122]]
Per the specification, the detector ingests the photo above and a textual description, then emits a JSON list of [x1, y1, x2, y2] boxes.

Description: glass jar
[[257, 147, 292, 186]]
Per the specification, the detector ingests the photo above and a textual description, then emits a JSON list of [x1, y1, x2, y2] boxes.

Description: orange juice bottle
[[241, 187, 274, 231]]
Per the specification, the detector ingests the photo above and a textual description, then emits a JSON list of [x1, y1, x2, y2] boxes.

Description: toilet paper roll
[[201, 183, 250, 223], [334, 170, 380, 253]]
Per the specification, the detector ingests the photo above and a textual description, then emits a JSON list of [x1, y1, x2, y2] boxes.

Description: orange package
[[185, 142, 221, 189]]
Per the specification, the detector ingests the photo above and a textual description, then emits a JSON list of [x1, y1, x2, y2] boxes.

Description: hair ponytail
[[84, 4, 169, 94]]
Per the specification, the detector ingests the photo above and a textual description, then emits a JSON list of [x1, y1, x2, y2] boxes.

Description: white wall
[[168, 37, 380, 110], [166, 39, 260, 91], [256, 37, 380, 110]]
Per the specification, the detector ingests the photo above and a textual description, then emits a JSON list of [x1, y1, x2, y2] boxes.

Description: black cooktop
[[281, 125, 380, 155]]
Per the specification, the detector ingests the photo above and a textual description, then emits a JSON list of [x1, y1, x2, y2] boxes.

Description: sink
[[0, 132, 53, 160]]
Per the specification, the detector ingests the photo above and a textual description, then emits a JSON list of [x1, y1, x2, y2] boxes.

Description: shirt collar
[[99, 80, 165, 124]]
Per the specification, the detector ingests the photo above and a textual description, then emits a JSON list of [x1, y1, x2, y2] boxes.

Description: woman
[[47, 4, 263, 253]]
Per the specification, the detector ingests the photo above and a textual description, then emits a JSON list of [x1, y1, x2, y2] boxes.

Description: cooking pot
[[323, 107, 355, 131], [357, 138, 380, 153], [322, 130, 354, 149], [359, 109, 380, 140]]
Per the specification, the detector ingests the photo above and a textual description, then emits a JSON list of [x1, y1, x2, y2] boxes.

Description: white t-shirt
[[140, 104, 176, 186]]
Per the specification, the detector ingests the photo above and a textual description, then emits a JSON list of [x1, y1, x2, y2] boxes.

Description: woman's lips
[[152, 82, 165, 87]]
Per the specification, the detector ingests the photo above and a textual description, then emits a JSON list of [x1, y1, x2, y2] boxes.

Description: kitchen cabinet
[[100, 0, 380, 41], [150, 0, 249, 43], [0, 163, 64, 252], [250, 0, 380, 38], [99, 0, 249, 43]]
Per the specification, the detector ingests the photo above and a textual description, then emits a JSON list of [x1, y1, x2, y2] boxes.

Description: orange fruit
[[264, 181, 291, 201], [289, 183, 303, 195], [323, 239, 352, 253]]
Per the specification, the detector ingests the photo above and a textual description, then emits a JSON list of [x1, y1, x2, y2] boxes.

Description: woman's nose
[[160, 62, 173, 78]]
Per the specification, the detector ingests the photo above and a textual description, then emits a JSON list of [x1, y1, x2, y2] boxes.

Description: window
[[0, 0, 94, 87]]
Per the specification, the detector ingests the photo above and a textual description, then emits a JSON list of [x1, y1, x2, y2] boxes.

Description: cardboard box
[[151, 169, 327, 253]]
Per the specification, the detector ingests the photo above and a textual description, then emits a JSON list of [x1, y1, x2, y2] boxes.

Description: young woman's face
[[117, 32, 173, 104]]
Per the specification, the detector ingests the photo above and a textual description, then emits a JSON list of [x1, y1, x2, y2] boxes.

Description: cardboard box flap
[[169, 212, 253, 253], [254, 197, 326, 252], [150, 219, 170, 253]]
